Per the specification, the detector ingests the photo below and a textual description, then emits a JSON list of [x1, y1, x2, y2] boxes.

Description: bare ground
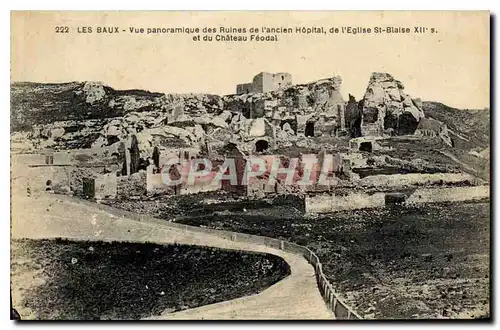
[[11, 238, 290, 320], [114, 199, 490, 319]]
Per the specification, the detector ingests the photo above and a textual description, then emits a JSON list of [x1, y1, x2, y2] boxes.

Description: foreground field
[[11, 238, 290, 320]]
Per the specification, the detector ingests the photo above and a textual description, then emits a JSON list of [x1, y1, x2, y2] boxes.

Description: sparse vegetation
[[11, 238, 290, 320], [106, 196, 490, 319], [423, 102, 490, 151], [174, 202, 490, 319]]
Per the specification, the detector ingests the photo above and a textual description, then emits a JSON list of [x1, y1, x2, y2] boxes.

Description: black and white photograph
[[9, 10, 491, 320]]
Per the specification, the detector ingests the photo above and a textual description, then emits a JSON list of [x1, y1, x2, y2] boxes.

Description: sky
[[11, 11, 490, 109]]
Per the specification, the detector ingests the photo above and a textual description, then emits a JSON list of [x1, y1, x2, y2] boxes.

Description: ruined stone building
[[232, 76, 348, 138], [236, 72, 292, 94], [82, 173, 117, 200], [236, 83, 253, 95]]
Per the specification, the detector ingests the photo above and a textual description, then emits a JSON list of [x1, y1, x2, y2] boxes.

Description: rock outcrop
[[12, 76, 349, 150], [11, 81, 226, 150], [223, 76, 345, 119], [360, 73, 425, 136], [12, 74, 467, 155]]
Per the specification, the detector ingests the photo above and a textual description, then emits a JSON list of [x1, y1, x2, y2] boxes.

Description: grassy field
[[11, 238, 290, 320]]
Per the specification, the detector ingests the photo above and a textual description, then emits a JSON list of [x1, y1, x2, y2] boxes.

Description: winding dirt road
[[11, 191, 333, 320]]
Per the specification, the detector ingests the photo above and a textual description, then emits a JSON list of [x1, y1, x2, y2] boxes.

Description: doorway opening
[[305, 122, 315, 137], [255, 140, 269, 153]]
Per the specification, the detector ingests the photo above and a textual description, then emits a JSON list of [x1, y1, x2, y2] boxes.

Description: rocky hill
[[10, 77, 346, 151], [10, 76, 490, 159], [422, 101, 490, 151], [10, 82, 224, 132], [11, 81, 225, 150]]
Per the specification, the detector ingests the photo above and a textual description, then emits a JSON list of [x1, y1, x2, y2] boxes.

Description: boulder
[[282, 122, 295, 135], [191, 124, 206, 142], [248, 118, 267, 137], [217, 110, 233, 122], [162, 126, 196, 142], [82, 82, 106, 104], [106, 125, 121, 137], [122, 96, 154, 111], [50, 127, 65, 139]]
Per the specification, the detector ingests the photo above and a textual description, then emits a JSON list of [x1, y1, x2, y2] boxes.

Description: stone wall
[[358, 172, 480, 188], [69, 166, 108, 195], [27, 166, 71, 193], [13, 146, 122, 167], [405, 186, 489, 204], [236, 83, 253, 95], [94, 173, 118, 199], [247, 177, 277, 198], [179, 176, 221, 195], [146, 172, 179, 195], [305, 192, 386, 213], [305, 185, 490, 213]]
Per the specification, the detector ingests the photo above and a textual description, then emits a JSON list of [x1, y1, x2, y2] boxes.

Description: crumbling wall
[[69, 166, 107, 195], [27, 166, 71, 193], [179, 176, 221, 195], [405, 185, 489, 204], [117, 171, 147, 198], [247, 177, 277, 198], [51, 144, 124, 165], [359, 172, 481, 188], [252, 72, 292, 93], [221, 157, 248, 195], [146, 172, 180, 195], [252, 99, 278, 118], [12, 154, 47, 166], [236, 72, 292, 95], [305, 192, 386, 213], [94, 173, 118, 199], [236, 83, 253, 95]]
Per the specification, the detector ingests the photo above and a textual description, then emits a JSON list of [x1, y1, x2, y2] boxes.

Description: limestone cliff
[[360, 73, 425, 136]]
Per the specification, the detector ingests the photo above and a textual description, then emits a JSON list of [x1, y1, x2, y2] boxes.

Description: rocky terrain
[[11, 73, 489, 166], [422, 101, 490, 151], [11, 81, 224, 151], [11, 77, 346, 152]]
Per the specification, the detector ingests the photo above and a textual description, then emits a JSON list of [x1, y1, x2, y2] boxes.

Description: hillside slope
[[422, 101, 490, 151], [10, 81, 222, 132]]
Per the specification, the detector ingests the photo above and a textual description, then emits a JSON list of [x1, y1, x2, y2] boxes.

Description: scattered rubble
[[12, 73, 466, 165]]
